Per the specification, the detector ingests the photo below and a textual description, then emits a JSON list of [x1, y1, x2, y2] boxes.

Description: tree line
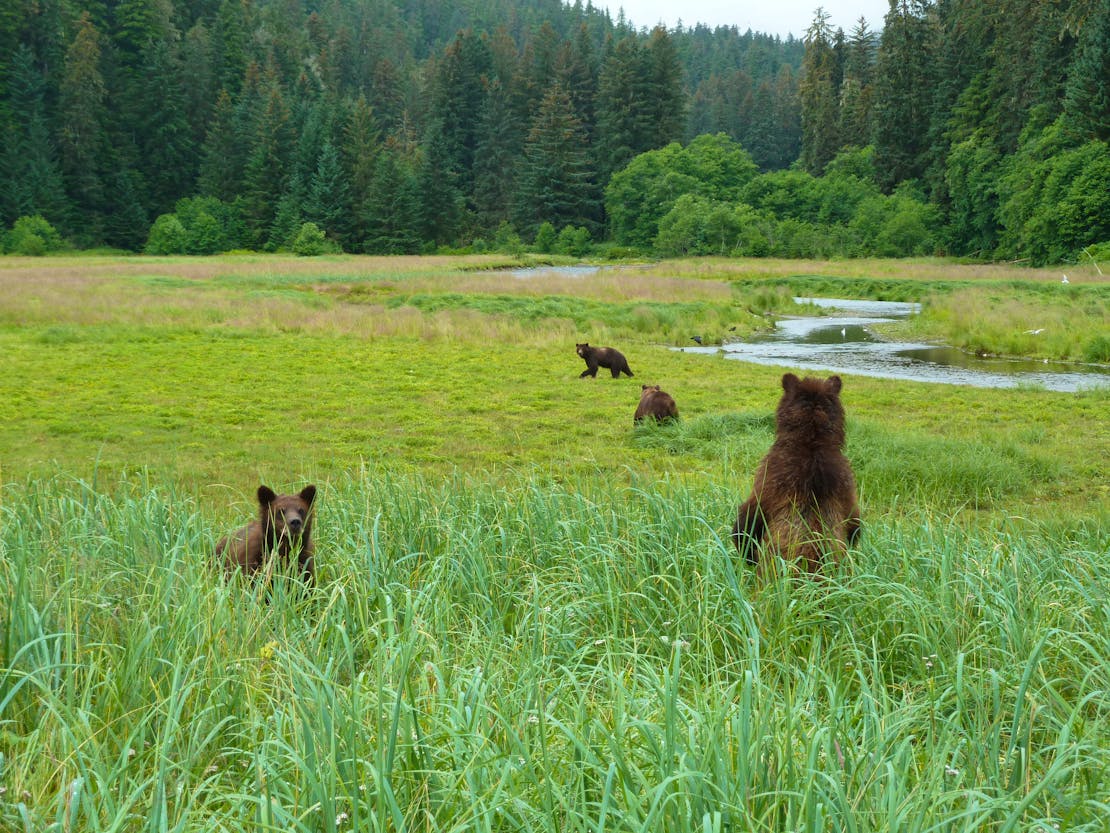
[[1, 0, 1107, 265]]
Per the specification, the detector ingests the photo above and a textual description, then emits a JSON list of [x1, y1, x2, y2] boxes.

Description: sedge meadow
[[1, 254, 1108, 832]]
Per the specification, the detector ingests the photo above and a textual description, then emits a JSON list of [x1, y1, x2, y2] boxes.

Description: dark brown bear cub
[[217, 484, 317, 587], [576, 343, 634, 378], [732, 374, 860, 576], [634, 384, 678, 424]]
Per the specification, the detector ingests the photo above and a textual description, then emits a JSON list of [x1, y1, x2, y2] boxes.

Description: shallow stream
[[681, 297, 1110, 392], [502, 267, 1108, 391]]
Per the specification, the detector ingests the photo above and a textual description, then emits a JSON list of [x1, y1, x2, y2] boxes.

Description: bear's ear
[[299, 485, 317, 506], [641, 384, 649, 391], [257, 485, 277, 506], [827, 375, 842, 394], [782, 373, 800, 392]]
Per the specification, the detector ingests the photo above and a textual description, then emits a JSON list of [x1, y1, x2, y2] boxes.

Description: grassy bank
[[1, 254, 1108, 831], [2, 474, 1107, 831]]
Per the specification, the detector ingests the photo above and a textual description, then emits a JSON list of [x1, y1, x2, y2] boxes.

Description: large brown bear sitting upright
[[217, 484, 317, 587], [732, 374, 860, 576]]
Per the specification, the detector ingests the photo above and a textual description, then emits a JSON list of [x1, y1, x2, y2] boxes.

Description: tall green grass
[[3, 473, 1107, 831]]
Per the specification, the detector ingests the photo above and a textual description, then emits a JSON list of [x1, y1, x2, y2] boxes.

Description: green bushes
[[2, 214, 64, 255], [143, 197, 246, 255]]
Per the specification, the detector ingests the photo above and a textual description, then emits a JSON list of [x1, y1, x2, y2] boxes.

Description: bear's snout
[[286, 515, 304, 533]]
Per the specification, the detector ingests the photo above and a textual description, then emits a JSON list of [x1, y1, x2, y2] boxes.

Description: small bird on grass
[[690, 335, 703, 344]]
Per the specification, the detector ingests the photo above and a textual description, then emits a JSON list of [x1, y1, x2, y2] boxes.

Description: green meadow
[[1, 254, 1108, 832]]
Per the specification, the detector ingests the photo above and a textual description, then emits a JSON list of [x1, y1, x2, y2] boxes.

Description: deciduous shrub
[[4, 214, 63, 255], [292, 222, 328, 256]]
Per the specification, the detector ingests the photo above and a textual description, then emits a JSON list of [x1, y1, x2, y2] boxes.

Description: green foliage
[[533, 221, 557, 253], [143, 197, 242, 255], [144, 213, 188, 255], [291, 221, 328, 256], [3, 473, 1107, 832], [606, 134, 759, 247], [1, 0, 1105, 265], [492, 221, 524, 255], [3, 214, 63, 254], [554, 225, 591, 256], [654, 195, 771, 257], [998, 121, 1110, 264]]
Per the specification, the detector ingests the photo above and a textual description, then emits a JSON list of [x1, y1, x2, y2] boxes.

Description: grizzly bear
[[732, 374, 860, 576], [217, 484, 317, 587], [577, 343, 634, 378], [634, 384, 679, 424]]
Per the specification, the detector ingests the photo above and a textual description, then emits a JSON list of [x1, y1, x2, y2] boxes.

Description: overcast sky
[[601, 0, 891, 38]]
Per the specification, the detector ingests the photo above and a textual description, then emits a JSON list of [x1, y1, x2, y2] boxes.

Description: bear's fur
[[634, 384, 679, 424], [577, 343, 634, 378], [217, 484, 317, 587], [731, 374, 860, 576]]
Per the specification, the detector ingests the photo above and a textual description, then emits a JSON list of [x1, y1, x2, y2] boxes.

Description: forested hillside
[[1, 0, 1107, 263]]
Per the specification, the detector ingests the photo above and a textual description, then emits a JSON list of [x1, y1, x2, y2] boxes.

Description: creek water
[[680, 297, 1110, 392], [500, 267, 1108, 391]]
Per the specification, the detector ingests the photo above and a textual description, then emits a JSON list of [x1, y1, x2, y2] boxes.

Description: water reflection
[[681, 297, 1110, 392]]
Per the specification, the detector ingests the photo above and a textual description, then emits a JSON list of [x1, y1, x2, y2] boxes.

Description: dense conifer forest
[[1, 0, 1107, 263]]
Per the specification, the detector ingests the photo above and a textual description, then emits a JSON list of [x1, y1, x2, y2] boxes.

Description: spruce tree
[[513, 84, 598, 235], [798, 8, 841, 174], [839, 17, 876, 149], [242, 80, 292, 246], [198, 89, 245, 201], [1063, 0, 1110, 142], [341, 95, 381, 250], [472, 77, 523, 232], [2, 45, 69, 228], [57, 14, 110, 242], [872, 0, 936, 189], [305, 140, 351, 245], [363, 150, 421, 254]]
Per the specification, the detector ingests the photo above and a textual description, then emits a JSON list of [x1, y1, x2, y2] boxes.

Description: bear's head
[[640, 384, 662, 396], [257, 484, 316, 542], [576, 343, 590, 358], [775, 373, 846, 445]]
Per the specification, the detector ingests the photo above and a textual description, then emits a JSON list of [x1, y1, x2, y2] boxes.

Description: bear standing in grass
[[732, 374, 860, 576], [634, 385, 679, 424], [217, 484, 317, 587], [576, 343, 634, 378]]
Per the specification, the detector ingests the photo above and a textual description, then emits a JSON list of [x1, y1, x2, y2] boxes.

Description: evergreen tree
[[645, 26, 685, 147], [182, 20, 217, 151], [429, 29, 492, 202], [416, 121, 465, 245], [305, 140, 351, 244], [595, 35, 653, 182], [513, 84, 598, 235], [363, 150, 421, 254], [798, 8, 841, 174], [872, 0, 936, 189], [839, 17, 876, 148], [1, 45, 69, 228], [771, 64, 803, 169], [198, 89, 242, 201], [341, 95, 381, 250], [135, 37, 196, 216], [242, 80, 293, 245], [1063, 0, 1110, 142], [57, 13, 109, 243], [472, 77, 523, 231]]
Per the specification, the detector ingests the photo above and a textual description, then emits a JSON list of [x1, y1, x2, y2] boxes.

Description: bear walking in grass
[[217, 484, 318, 587], [634, 384, 679, 424], [732, 373, 861, 576], [576, 343, 634, 378]]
